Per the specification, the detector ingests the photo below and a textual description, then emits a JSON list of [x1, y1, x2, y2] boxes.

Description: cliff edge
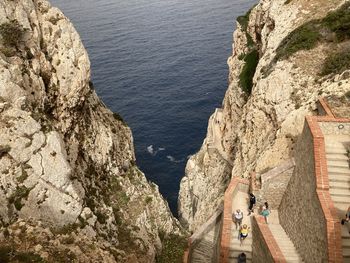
[[0, 0, 184, 262], [179, 0, 350, 231]]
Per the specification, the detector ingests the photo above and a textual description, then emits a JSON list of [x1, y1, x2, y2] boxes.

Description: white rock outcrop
[[179, 0, 350, 231], [0, 0, 183, 262]]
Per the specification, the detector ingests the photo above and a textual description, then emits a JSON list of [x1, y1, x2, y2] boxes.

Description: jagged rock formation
[[0, 0, 184, 262], [179, 0, 350, 231]]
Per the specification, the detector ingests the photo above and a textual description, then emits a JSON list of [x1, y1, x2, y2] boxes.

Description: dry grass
[[296, 0, 344, 21], [326, 94, 350, 119], [291, 41, 350, 77]]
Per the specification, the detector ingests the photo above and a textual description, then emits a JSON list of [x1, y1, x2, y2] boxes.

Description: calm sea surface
[[50, 0, 257, 216]]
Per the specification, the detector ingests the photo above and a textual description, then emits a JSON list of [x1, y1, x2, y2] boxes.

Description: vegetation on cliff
[[321, 49, 350, 76], [239, 49, 259, 94], [275, 2, 350, 75], [237, 7, 260, 95]]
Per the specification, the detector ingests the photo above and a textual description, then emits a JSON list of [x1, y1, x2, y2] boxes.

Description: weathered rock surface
[[179, 0, 350, 231], [0, 0, 183, 262]]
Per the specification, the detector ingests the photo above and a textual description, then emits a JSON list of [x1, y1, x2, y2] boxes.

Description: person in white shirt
[[233, 209, 243, 230]]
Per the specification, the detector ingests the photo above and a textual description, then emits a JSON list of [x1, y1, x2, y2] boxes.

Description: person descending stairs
[[229, 191, 253, 262]]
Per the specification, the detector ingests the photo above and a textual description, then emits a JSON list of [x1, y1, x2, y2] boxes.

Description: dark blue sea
[[50, 0, 257, 216]]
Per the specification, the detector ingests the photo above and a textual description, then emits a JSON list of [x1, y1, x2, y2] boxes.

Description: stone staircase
[[324, 134, 350, 261], [191, 221, 221, 262], [268, 211, 303, 262], [229, 191, 252, 263]]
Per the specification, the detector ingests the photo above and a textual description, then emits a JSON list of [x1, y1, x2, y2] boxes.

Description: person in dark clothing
[[237, 252, 246, 263], [248, 193, 256, 216], [264, 201, 269, 210]]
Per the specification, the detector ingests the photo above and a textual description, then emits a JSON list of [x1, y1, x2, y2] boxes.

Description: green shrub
[[239, 49, 259, 94], [0, 246, 11, 262], [236, 5, 256, 32], [246, 32, 255, 49], [18, 166, 29, 183], [321, 2, 350, 41], [145, 196, 152, 204], [0, 246, 44, 263], [238, 53, 246, 60], [321, 49, 350, 76], [276, 2, 350, 60], [15, 251, 45, 263], [96, 210, 108, 224], [112, 112, 126, 125], [276, 24, 320, 60], [9, 186, 31, 210], [0, 20, 26, 47], [0, 47, 15, 57]]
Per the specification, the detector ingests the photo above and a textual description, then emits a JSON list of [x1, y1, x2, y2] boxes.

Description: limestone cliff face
[[179, 0, 350, 231], [0, 0, 182, 262]]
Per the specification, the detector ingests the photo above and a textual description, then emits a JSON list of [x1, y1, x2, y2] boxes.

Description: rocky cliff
[[179, 0, 350, 231], [0, 0, 184, 262]]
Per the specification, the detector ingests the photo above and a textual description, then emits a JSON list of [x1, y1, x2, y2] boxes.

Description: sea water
[[50, 0, 257, 216]]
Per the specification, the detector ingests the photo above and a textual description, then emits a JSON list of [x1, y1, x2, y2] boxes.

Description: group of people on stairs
[[232, 193, 271, 262]]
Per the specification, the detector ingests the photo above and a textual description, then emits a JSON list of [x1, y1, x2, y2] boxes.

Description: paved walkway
[[229, 191, 252, 262]]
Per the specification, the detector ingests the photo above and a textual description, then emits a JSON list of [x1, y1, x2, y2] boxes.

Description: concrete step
[[284, 255, 302, 260], [325, 134, 350, 142], [328, 167, 350, 175], [266, 212, 302, 262], [325, 140, 347, 148], [326, 148, 347, 155], [230, 242, 252, 251], [190, 228, 218, 263], [341, 223, 350, 239], [330, 181, 350, 189], [330, 188, 350, 197], [343, 238, 350, 248], [325, 146, 347, 153], [343, 248, 350, 257], [230, 235, 253, 243], [327, 160, 350, 168], [328, 173, 350, 183], [331, 195, 350, 204], [327, 153, 349, 161]]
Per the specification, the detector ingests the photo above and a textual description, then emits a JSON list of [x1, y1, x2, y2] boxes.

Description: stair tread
[[330, 188, 350, 196], [329, 181, 350, 189], [265, 212, 302, 261], [328, 174, 350, 183], [331, 195, 350, 203], [328, 166, 350, 173], [327, 153, 349, 160]]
